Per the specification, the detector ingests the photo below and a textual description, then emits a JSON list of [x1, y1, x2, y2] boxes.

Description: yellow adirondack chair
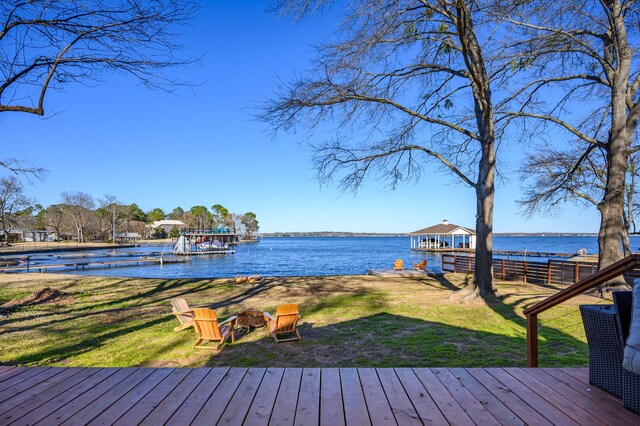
[[263, 303, 301, 343], [413, 260, 427, 271], [393, 259, 404, 270], [171, 298, 195, 331], [192, 308, 237, 350]]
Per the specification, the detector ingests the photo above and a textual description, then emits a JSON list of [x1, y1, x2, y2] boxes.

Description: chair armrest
[[263, 312, 275, 321], [172, 309, 194, 315], [219, 315, 237, 326]]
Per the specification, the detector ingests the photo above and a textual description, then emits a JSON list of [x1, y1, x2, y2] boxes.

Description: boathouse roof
[[410, 220, 475, 235], [148, 219, 186, 228]]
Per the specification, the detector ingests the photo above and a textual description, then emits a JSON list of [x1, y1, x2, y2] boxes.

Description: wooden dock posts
[[441, 253, 601, 286]]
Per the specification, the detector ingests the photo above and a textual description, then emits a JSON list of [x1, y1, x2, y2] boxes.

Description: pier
[[411, 248, 573, 258], [0, 257, 187, 273]]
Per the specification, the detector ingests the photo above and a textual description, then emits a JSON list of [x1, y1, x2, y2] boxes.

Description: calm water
[[17, 235, 640, 279]]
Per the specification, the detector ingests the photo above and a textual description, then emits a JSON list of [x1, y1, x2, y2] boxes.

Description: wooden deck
[[0, 366, 637, 425]]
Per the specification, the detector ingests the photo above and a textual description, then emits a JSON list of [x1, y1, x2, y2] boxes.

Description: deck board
[[165, 367, 229, 425], [269, 367, 302, 426], [16, 368, 118, 425], [448, 368, 522, 426], [319, 368, 344, 426], [294, 368, 321, 426], [192, 368, 247, 424], [357, 368, 395, 426], [466, 368, 552, 426], [504, 368, 606, 426], [220, 368, 267, 425], [0, 367, 636, 425], [433, 368, 501, 426], [65, 367, 157, 425], [340, 368, 371, 426], [244, 367, 284, 426]]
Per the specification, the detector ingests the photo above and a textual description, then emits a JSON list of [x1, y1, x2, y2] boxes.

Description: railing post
[[523, 260, 528, 283], [547, 259, 552, 285], [527, 313, 538, 367], [502, 259, 506, 279], [468, 255, 471, 273], [574, 262, 580, 283]]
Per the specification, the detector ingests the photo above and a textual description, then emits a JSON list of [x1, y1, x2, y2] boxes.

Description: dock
[[367, 269, 443, 278], [0, 257, 187, 273], [410, 248, 574, 258], [176, 249, 235, 256]]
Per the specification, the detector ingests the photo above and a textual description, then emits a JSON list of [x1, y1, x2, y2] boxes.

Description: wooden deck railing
[[441, 253, 598, 286], [524, 254, 640, 367]]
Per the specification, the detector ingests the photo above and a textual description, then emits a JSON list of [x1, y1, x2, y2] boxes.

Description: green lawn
[[0, 273, 599, 368]]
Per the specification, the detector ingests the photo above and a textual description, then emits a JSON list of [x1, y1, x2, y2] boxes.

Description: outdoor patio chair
[[171, 298, 195, 331], [192, 308, 237, 350], [413, 260, 427, 271], [263, 303, 301, 343], [393, 259, 404, 270]]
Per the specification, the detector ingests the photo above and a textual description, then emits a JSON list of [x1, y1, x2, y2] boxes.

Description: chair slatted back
[[275, 303, 299, 334], [171, 298, 192, 324], [394, 259, 404, 269], [193, 308, 223, 341]]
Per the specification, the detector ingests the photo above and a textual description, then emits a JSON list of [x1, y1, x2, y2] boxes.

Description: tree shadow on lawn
[[4, 315, 177, 365], [449, 274, 592, 367], [0, 275, 588, 368], [206, 301, 588, 368], [207, 277, 587, 367], [0, 277, 287, 333]]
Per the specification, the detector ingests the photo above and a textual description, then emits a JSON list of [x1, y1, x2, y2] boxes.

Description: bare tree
[[230, 213, 245, 236], [0, 176, 32, 242], [504, 0, 640, 276], [262, 0, 516, 299], [62, 191, 94, 243], [0, 0, 197, 116], [98, 194, 126, 241], [44, 204, 68, 239], [520, 142, 640, 254]]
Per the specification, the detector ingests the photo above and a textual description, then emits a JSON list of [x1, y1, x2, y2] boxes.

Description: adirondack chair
[[393, 259, 404, 270], [263, 303, 301, 343], [171, 298, 195, 331], [413, 260, 427, 271], [192, 308, 237, 350]]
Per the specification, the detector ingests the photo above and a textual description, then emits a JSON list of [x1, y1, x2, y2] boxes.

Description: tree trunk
[[597, 131, 630, 291], [472, 140, 497, 298], [453, 0, 498, 299], [597, 0, 633, 284]]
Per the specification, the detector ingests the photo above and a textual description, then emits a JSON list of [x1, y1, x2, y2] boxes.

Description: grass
[[0, 272, 602, 368]]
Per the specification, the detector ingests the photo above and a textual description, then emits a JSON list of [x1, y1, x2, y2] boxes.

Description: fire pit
[[235, 308, 266, 333]]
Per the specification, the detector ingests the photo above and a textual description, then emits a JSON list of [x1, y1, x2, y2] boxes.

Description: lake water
[[17, 235, 640, 279]]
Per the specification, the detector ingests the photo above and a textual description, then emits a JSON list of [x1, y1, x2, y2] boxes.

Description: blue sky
[[2, 2, 599, 233]]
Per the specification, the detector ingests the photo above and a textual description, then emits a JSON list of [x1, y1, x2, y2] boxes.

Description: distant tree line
[[0, 182, 259, 243]]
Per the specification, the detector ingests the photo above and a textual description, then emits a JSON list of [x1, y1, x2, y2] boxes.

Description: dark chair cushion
[[623, 281, 640, 374]]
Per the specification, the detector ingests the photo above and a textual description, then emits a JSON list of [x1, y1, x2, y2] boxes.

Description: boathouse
[[115, 232, 141, 244], [173, 228, 239, 255], [409, 220, 476, 251]]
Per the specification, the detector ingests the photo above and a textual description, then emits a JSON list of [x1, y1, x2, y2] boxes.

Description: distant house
[[115, 232, 141, 244], [145, 220, 187, 237], [409, 220, 476, 251], [1, 229, 58, 243]]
